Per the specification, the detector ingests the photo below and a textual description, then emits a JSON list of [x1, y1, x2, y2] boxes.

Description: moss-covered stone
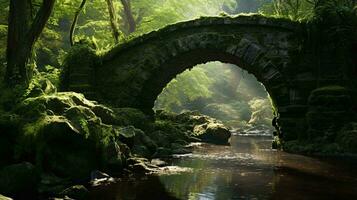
[[16, 115, 99, 180], [116, 126, 157, 158], [112, 108, 151, 130], [13, 92, 134, 180], [154, 111, 231, 145], [0, 162, 40, 198], [59, 185, 89, 200], [193, 122, 231, 144], [37, 174, 72, 197]]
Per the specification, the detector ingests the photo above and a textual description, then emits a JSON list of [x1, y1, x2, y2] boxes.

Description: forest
[[0, 0, 357, 199]]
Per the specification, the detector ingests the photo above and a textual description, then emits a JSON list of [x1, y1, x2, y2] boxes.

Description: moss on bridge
[[103, 14, 301, 62]]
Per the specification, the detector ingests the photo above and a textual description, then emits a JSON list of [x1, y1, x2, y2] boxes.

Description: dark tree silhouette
[[6, 0, 56, 85]]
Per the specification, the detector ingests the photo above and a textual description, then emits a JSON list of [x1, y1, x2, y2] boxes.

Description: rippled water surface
[[89, 135, 357, 200]]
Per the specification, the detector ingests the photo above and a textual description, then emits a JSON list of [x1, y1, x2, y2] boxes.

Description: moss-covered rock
[[59, 185, 89, 200], [37, 174, 72, 197], [116, 126, 157, 158], [13, 92, 134, 180], [0, 162, 40, 198], [154, 110, 231, 145], [112, 107, 151, 130], [193, 122, 231, 144], [15, 92, 96, 119], [126, 157, 158, 173], [16, 115, 100, 180]]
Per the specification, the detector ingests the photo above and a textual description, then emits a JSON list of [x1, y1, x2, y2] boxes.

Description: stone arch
[[66, 15, 308, 140], [136, 38, 288, 114]]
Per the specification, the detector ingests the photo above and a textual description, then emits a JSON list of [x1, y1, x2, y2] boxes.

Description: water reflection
[[89, 175, 179, 200], [89, 135, 357, 200]]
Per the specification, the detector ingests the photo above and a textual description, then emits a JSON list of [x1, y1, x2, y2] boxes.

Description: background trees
[[5, 0, 56, 85], [154, 62, 271, 129]]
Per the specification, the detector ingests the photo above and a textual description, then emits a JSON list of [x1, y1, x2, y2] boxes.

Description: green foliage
[[312, 0, 357, 47], [0, 0, 9, 25], [155, 62, 272, 129], [155, 66, 213, 111], [259, 0, 315, 21], [223, 0, 270, 14], [248, 97, 273, 125], [22, 67, 60, 99]]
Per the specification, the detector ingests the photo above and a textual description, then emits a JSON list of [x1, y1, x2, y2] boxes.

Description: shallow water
[[89, 135, 357, 200]]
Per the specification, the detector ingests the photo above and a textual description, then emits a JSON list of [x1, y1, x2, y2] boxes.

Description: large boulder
[[14, 92, 131, 180], [0, 162, 40, 198], [193, 122, 231, 144], [117, 126, 157, 158], [17, 115, 100, 180]]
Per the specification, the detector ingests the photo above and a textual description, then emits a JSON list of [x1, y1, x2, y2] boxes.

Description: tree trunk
[[120, 0, 136, 34], [106, 0, 120, 43], [70, 0, 87, 46], [6, 0, 56, 85]]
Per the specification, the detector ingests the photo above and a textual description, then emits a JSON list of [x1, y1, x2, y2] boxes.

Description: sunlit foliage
[[154, 62, 272, 129]]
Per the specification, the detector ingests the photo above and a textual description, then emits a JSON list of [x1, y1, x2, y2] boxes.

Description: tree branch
[[70, 0, 87, 46], [26, 0, 56, 46], [106, 0, 120, 43], [120, 0, 136, 34]]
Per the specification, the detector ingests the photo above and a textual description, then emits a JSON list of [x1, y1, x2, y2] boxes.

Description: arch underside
[[136, 48, 288, 113], [96, 29, 296, 114]]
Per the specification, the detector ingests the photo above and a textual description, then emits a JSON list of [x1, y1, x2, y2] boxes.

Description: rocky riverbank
[[0, 72, 231, 199]]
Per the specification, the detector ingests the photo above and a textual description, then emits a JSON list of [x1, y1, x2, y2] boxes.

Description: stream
[[89, 134, 357, 200]]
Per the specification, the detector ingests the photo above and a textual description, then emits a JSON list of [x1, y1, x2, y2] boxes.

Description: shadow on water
[[88, 175, 180, 200], [89, 135, 357, 200]]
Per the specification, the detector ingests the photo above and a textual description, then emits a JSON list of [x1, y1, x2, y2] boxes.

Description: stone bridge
[[64, 15, 357, 145]]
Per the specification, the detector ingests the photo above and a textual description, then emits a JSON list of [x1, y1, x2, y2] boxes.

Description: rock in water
[[90, 170, 111, 181], [193, 122, 231, 144], [59, 185, 89, 200], [90, 170, 115, 187]]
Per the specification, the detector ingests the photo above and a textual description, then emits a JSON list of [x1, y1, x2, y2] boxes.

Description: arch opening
[[154, 61, 276, 135], [136, 48, 284, 120]]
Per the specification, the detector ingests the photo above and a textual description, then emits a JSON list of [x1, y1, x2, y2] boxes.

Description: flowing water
[[89, 135, 357, 200]]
